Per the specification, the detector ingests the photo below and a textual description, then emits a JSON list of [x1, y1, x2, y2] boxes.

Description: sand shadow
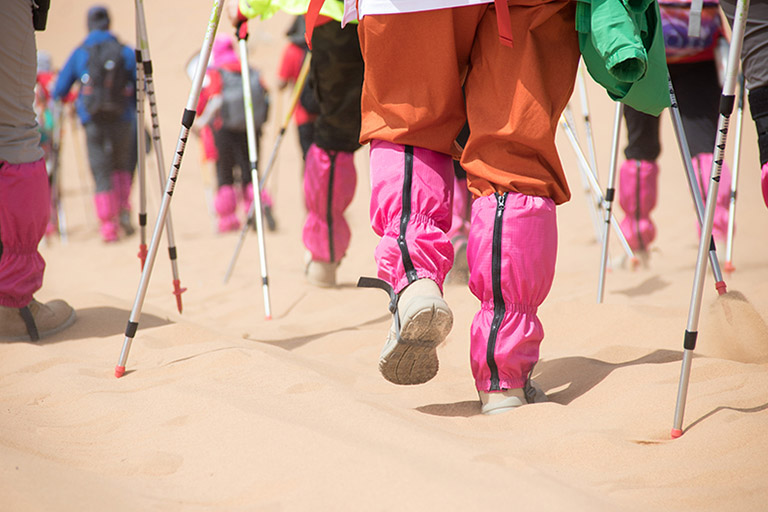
[[34, 306, 173, 344], [613, 275, 670, 297], [682, 400, 768, 436], [251, 313, 391, 351], [416, 349, 683, 417]]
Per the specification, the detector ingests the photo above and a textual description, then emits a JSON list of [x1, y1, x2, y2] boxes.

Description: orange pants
[[358, 0, 579, 204]]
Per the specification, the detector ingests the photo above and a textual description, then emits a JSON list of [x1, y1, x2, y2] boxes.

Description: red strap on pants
[[494, 0, 514, 47]]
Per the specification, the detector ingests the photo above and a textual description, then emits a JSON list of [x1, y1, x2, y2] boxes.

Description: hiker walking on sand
[[52, 6, 137, 243], [1, 0, 76, 341], [230, 0, 365, 288], [196, 34, 272, 233], [348, 0, 581, 414], [617, 0, 732, 259]]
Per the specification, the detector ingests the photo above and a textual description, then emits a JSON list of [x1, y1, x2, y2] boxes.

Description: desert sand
[[2, 1, 767, 510]]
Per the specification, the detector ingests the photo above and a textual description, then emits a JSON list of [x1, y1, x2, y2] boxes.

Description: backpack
[[218, 68, 269, 132], [81, 38, 132, 120]]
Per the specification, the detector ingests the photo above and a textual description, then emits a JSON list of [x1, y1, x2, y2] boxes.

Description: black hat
[[87, 6, 110, 32]]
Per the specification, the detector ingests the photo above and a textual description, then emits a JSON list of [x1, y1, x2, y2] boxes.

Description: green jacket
[[577, 0, 670, 116], [239, 0, 346, 23]]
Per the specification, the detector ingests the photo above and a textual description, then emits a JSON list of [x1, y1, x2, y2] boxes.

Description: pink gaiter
[[618, 159, 658, 251], [0, 159, 50, 307], [302, 144, 356, 263], [468, 192, 557, 392], [368, 140, 454, 294]]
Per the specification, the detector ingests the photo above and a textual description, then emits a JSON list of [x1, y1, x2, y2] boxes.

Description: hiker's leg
[[461, 0, 578, 397], [359, 8, 476, 292], [212, 128, 240, 232], [619, 106, 660, 252], [301, 21, 365, 283], [84, 121, 119, 242], [303, 145, 356, 264], [669, 61, 731, 241], [360, 9, 482, 383], [751, 87, 768, 207], [0, 159, 49, 308], [719, 0, 768, 207], [110, 118, 137, 235]]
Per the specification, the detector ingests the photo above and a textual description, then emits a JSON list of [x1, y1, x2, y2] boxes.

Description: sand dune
[[1, 1, 766, 510]]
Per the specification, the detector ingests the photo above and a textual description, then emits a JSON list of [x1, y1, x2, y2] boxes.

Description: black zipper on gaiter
[[635, 160, 645, 251], [326, 151, 337, 262], [486, 192, 507, 391], [399, 146, 419, 284]]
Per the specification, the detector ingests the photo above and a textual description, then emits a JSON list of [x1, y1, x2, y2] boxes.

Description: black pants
[[213, 127, 261, 187], [308, 21, 365, 153], [624, 60, 721, 161], [84, 117, 137, 192]]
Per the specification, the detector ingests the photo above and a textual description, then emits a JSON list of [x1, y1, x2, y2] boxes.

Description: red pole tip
[[138, 244, 148, 271], [115, 365, 126, 378], [724, 261, 735, 274], [630, 257, 640, 271], [172, 279, 187, 314], [265, 315, 272, 320], [670, 428, 683, 439], [715, 280, 727, 296]]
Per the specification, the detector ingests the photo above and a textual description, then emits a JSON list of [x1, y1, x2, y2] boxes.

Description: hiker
[[277, 16, 317, 161], [196, 34, 272, 233], [52, 5, 137, 243], [345, 0, 585, 415], [618, 0, 731, 257], [1, 0, 76, 341], [231, 0, 365, 288], [720, 0, 768, 209]]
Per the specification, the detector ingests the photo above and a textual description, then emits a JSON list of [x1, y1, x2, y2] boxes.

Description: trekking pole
[[136, 0, 187, 313], [724, 74, 745, 273], [575, 67, 604, 240], [50, 100, 68, 243], [223, 51, 311, 284], [577, 64, 601, 180], [115, 0, 223, 378], [135, 13, 149, 270], [667, 74, 727, 295], [671, 0, 747, 438], [559, 113, 636, 262], [597, 102, 624, 303], [232, 20, 272, 319], [564, 104, 603, 241]]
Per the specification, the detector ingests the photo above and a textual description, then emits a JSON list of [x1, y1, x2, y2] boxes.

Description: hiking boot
[[0, 299, 76, 342], [305, 258, 338, 288], [379, 278, 453, 385], [479, 380, 547, 415]]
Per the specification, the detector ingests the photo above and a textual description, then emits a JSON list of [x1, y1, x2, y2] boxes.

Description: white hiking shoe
[[479, 380, 547, 415], [379, 278, 453, 385], [304, 252, 339, 288]]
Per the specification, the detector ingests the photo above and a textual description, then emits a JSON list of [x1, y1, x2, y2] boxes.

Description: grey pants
[[719, 0, 768, 89]]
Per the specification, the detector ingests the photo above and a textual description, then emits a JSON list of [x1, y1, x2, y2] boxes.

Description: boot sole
[[379, 304, 453, 385]]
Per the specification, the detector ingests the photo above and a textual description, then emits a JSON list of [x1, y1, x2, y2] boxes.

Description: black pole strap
[[19, 306, 40, 342], [357, 276, 401, 341]]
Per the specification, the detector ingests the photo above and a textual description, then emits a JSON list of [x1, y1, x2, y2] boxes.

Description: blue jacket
[[52, 30, 136, 124]]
